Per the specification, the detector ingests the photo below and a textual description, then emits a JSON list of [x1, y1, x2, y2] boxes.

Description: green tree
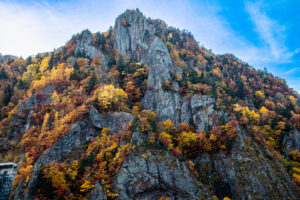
[[4, 85, 13, 105], [0, 68, 8, 79], [87, 71, 98, 94]]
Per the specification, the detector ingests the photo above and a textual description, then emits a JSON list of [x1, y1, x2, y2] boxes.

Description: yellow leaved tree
[[92, 84, 128, 112]]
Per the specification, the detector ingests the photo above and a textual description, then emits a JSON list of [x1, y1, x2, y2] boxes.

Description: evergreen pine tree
[[87, 71, 98, 94], [0, 68, 8, 79]]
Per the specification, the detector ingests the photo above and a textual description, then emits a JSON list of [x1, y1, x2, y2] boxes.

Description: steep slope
[[0, 9, 299, 200]]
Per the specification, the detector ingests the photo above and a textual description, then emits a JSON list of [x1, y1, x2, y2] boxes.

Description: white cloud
[[0, 0, 117, 57], [246, 2, 292, 61], [0, 1, 295, 67], [0, 0, 264, 62], [0, 0, 298, 91], [284, 67, 300, 75]]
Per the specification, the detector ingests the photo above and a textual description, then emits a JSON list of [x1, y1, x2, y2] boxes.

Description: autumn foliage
[[0, 13, 299, 199]]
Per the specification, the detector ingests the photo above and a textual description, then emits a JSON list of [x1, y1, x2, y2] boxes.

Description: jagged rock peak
[[75, 29, 106, 63], [114, 8, 155, 55], [115, 8, 148, 28], [116, 8, 144, 20], [78, 29, 93, 43], [114, 8, 173, 92]]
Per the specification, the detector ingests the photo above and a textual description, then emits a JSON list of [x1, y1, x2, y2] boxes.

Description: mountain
[[0, 8, 299, 200]]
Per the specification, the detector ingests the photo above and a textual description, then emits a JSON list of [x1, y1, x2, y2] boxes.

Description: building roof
[[0, 162, 18, 168]]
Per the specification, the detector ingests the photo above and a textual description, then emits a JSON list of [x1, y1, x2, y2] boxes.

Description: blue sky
[[0, 0, 299, 92]]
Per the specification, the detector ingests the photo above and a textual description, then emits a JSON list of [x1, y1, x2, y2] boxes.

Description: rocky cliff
[[0, 8, 299, 200]]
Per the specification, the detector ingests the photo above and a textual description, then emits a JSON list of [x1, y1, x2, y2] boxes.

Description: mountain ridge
[[0, 8, 299, 200]]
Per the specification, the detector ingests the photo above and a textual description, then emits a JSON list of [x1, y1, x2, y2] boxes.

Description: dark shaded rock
[[283, 129, 300, 155], [87, 182, 107, 200], [196, 127, 299, 200], [113, 149, 212, 200]]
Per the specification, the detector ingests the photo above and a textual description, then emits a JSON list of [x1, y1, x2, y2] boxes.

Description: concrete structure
[[0, 162, 18, 200]]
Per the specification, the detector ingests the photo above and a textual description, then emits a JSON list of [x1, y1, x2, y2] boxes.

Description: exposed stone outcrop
[[5, 86, 55, 142], [11, 108, 133, 200], [115, 9, 171, 89], [12, 120, 98, 200], [89, 106, 133, 134], [75, 29, 106, 64], [114, 10, 189, 124], [113, 149, 211, 200], [17, 86, 55, 113], [180, 97, 192, 124], [114, 9, 174, 124], [114, 9, 155, 57], [87, 182, 107, 200], [114, 9, 218, 131], [191, 94, 216, 131], [142, 90, 181, 124], [283, 129, 300, 155], [196, 127, 299, 200]]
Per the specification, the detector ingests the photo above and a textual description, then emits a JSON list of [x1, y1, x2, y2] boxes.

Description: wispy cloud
[[246, 2, 292, 61], [0, 0, 272, 64], [0, 0, 298, 91], [0, 0, 290, 65], [284, 67, 300, 75]]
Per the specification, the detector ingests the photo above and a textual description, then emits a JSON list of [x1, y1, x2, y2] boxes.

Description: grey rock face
[[143, 37, 172, 89], [180, 97, 192, 124], [0, 163, 17, 200], [89, 106, 105, 128], [75, 29, 106, 64], [114, 9, 171, 90], [6, 86, 55, 142], [36, 121, 98, 166], [114, 9, 155, 56], [130, 127, 146, 145], [89, 106, 133, 134], [113, 149, 211, 200], [12, 109, 134, 200], [15, 120, 99, 200], [191, 95, 216, 131], [283, 129, 300, 155], [142, 92, 216, 130], [142, 90, 181, 124], [17, 86, 55, 113], [196, 127, 299, 200], [87, 182, 107, 200], [115, 9, 183, 126], [102, 112, 133, 134], [114, 10, 217, 131]]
